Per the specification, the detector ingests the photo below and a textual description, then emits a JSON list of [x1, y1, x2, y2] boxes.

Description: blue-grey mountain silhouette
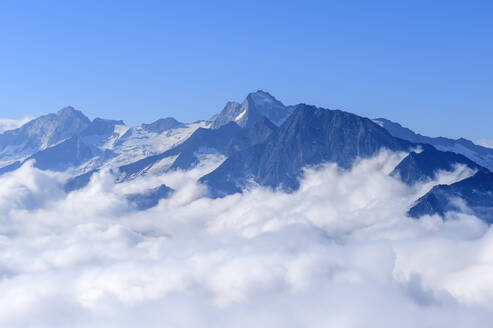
[[201, 105, 413, 197], [142, 117, 186, 133], [64, 169, 100, 193], [0, 107, 91, 162], [392, 147, 483, 185], [375, 118, 493, 171], [210, 90, 292, 129], [126, 184, 174, 210], [408, 170, 493, 223], [2, 92, 492, 225]]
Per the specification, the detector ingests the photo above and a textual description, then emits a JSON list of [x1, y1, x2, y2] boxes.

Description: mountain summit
[[0, 106, 91, 162], [201, 104, 412, 196], [210, 90, 291, 129], [1, 93, 493, 221]]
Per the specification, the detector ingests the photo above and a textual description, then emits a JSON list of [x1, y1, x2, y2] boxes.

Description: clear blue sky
[[0, 0, 492, 140]]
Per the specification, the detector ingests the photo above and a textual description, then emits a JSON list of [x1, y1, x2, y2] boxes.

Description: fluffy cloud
[[0, 151, 492, 327]]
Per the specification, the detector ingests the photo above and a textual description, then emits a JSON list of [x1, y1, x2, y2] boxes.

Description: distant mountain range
[[1, 90, 492, 222], [374, 118, 493, 171]]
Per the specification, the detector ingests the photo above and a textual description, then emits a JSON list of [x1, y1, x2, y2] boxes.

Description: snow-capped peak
[[210, 90, 291, 129]]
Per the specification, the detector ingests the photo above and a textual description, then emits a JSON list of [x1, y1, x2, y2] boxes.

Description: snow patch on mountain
[[143, 154, 180, 177], [235, 110, 247, 122], [105, 121, 208, 167]]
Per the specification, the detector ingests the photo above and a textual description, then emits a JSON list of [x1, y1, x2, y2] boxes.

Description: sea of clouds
[[1, 150, 493, 327]]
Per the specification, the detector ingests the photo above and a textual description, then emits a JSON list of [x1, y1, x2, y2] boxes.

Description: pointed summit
[[57, 106, 77, 114], [0, 106, 91, 157], [56, 106, 90, 121], [209, 101, 242, 129], [201, 105, 412, 197], [210, 90, 291, 129], [246, 90, 280, 106]]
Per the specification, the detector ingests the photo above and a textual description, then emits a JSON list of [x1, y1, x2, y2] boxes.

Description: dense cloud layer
[[1, 151, 492, 327]]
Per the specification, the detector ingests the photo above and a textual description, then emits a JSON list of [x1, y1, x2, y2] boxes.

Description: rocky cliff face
[[201, 105, 412, 197]]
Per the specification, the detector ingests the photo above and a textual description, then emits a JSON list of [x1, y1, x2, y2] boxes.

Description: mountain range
[[1, 90, 492, 222]]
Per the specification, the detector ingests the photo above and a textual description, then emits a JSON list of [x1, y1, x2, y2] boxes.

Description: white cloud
[[0, 151, 492, 327]]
